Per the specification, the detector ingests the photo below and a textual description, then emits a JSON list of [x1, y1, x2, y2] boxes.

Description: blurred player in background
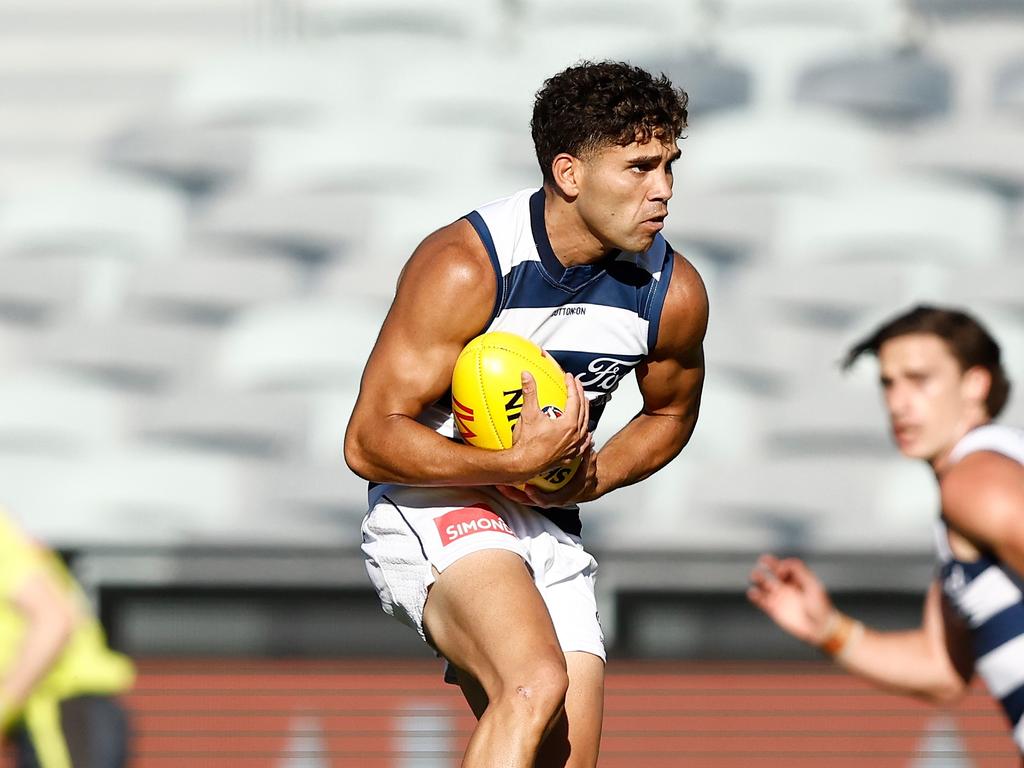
[[345, 61, 706, 767], [749, 305, 1024, 757], [1, 508, 134, 768]]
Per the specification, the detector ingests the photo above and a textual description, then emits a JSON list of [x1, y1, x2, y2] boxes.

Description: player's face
[[877, 334, 979, 464], [575, 135, 680, 253]]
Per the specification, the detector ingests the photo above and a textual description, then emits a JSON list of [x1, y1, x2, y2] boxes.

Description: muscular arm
[[1, 569, 77, 725], [589, 252, 707, 498], [344, 220, 588, 487], [749, 557, 973, 704], [940, 450, 1024, 577]]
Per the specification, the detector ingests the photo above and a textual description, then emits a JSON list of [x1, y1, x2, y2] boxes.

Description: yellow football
[[451, 331, 581, 492]]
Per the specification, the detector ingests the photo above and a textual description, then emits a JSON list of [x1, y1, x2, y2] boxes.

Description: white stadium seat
[[172, 46, 365, 126], [994, 54, 1024, 118], [686, 456, 938, 552], [77, 448, 262, 545], [943, 264, 1024, 314], [682, 107, 887, 192], [0, 455, 95, 546], [715, 0, 905, 34], [32, 320, 217, 392], [0, 256, 97, 324], [638, 50, 753, 117], [661, 189, 778, 266], [295, 0, 492, 42], [122, 248, 305, 325], [0, 171, 186, 261], [772, 174, 1006, 264], [0, 369, 131, 456], [893, 120, 1024, 198], [134, 389, 308, 460], [796, 50, 952, 124], [103, 116, 254, 196], [195, 188, 369, 262], [215, 298, 387, 391], [249, 122, 502, 195], [712, 25, 878, 108]]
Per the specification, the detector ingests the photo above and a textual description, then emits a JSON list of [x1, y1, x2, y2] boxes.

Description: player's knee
[[498, 658, 569, 732]]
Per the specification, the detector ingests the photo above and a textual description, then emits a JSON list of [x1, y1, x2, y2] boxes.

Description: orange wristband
[[819, 611, 860, 657]]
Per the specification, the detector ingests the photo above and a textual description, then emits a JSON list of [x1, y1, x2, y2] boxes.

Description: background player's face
[[877, 334, 984, 464], [575, 136, 680, 253]]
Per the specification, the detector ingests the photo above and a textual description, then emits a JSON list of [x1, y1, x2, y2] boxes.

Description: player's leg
[[422, 549, 570, 768], [535, 651, 604, 768], [456, 651, 604, 768], [59, 695, 131, 767]]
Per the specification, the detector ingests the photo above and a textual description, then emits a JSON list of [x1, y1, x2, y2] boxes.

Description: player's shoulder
[[397, 217, 494, 295], [940, 432, 1024, 524], [655, 249, 709, 354]]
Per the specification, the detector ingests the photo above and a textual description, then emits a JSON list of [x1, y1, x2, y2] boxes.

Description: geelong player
[[345, 61, 707, 768], [749, 306, 1024, 757]]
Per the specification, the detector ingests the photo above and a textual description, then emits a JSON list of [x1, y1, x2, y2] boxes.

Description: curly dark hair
[[844, 304, 1012, 418], [531, 61, 689, 183]]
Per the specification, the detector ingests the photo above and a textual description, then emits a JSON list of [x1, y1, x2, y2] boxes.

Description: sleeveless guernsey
[[417, 188, 677, 535], [935, 424, 1024, 749]]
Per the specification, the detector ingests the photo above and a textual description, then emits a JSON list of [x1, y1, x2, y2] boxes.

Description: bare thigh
[[456, 651, 605, 768], [422, 549, 567, 699]]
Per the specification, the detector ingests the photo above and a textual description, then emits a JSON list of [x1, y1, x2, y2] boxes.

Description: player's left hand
[[496, 448, 599, 508]]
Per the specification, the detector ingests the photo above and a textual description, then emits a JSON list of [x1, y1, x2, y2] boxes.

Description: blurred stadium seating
[[0, 1, 1023, 762]]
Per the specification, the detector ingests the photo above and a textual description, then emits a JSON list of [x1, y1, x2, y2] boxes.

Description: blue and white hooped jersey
[[419, 188, 677, 534], [935, 424, 1024, 749]]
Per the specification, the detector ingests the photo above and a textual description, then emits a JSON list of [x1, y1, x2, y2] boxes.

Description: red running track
[[1, 659, 1016, 767]]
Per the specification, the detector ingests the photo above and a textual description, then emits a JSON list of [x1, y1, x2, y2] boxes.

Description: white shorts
[[360, 483, 605, 662]]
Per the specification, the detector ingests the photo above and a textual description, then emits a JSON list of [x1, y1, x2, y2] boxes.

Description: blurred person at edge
[[0, 508, 133, 767], [749, 305, 1024, 760]]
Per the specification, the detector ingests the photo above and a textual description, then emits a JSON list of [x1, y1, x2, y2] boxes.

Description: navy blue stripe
[[1000, 683, 1024, 730], [529, 189, 623, 290], [537, 507, 582, 537], [646, 240, 675, 350], [972, 603, 1024, 658], [464, 211, 504, 326], [504, 262, 646, 310], [530, 189, 564, 280], [382, 494, 429, 562]]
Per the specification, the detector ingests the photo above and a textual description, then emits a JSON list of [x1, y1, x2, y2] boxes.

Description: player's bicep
[[349, 220, 496, 424], [636, 346, 704, 417], [636, 252, 708, 417]]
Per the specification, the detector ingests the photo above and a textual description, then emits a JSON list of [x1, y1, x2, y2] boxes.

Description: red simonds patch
[[435, 504, 514, 546]]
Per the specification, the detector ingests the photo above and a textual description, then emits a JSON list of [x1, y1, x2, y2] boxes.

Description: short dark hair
[[844, 305, 1012, 418], [531, 60, 689, 184]]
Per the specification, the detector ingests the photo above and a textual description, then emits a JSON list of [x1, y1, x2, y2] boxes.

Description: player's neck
[[542, 187, 616, 267], [929, 415, 993, 475]]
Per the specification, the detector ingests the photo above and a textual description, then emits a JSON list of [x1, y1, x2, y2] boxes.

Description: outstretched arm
[[748, 555, 973, 704]]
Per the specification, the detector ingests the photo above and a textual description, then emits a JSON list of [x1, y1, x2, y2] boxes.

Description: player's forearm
[[591, 410, 696, 499], [345, 414, 537, 487], [827, 619, 965, 704], [1, 610, 74, 712]]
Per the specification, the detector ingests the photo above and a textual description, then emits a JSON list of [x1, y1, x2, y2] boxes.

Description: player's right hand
[[509, 371, 591, 478], [747, 554, 836, 646]]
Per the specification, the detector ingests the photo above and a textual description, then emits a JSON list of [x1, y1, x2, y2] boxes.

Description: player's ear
[[962, 365, 992, 409], [551, 153, 581, 199]]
